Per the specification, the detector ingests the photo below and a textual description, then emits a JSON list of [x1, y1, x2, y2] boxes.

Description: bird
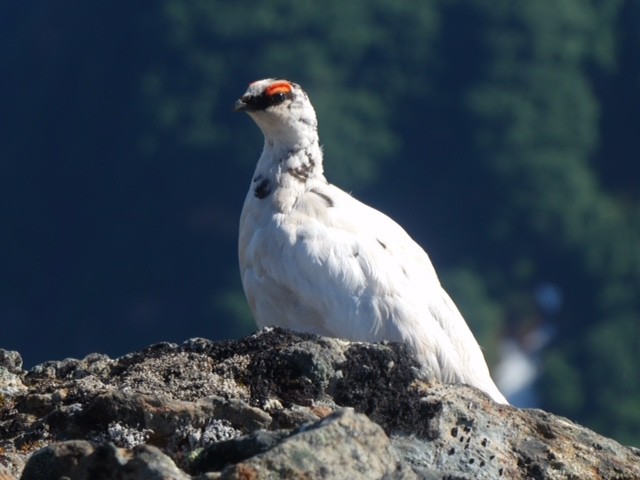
[[235, 78, 507, 404]]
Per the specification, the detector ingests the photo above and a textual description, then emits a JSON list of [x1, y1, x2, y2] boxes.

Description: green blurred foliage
[[1, 0, 639, 446], [143, 0, 440, 187]]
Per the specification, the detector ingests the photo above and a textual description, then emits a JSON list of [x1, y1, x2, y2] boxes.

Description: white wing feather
[[240, 180, 505, 401]]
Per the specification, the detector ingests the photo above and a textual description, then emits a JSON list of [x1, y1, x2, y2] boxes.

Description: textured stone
[[0, 350, 26, 399], [191, 429, 290, 473], [0, 328, 637, 479], [70, 443, 190, 480], [0, 350, 23, 375], [20, 440, 94, 480], [219, 408, 416, 480], [0, 464, 16, 480]]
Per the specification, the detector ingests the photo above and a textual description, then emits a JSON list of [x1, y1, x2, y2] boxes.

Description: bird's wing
[[318, 185, 504, 399], [241, 181, 499, 388]]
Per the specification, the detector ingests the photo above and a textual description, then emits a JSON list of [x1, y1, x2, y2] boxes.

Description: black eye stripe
[[243, 90, 293, 111]]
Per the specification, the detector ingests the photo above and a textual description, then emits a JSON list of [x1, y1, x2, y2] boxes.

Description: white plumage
[[236, 78, 507, 404]]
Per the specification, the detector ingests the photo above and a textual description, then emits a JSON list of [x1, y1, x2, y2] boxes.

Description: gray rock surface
[[0, 328, 638, 479]]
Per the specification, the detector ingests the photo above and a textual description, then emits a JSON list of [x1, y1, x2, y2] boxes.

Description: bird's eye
[[271, 92, 287, 105]]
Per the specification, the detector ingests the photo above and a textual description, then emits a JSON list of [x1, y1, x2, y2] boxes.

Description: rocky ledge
[[0, 328, 639, 479]]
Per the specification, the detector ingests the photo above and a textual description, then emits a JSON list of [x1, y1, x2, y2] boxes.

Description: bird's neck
[[254, 131, 325, 186]]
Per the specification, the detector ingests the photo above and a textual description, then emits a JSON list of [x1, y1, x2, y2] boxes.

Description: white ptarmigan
[[236, 78, 508, 404]]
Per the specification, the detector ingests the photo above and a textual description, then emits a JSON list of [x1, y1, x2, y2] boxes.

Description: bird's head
[[234, 79, 318, 147]]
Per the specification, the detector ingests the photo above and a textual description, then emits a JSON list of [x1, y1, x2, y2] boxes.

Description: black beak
[[234, 98, 248, 112]]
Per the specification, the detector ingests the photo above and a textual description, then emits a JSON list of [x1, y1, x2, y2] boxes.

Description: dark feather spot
[[298, 116, 316, 127], [254, 178, 271, 199], [310, 189, 334, 207], [287, 158, 315, 182], [285, 147, 317, 182], [377, 239, 387, 249]]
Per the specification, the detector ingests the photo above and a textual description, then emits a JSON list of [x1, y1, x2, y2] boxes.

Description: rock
[[0, 328, 638, 479], [217, 408, 416, 480], [19, 440, 94, 480], [0, 350, 23, 374], [190, 429, 290, 472], [19, 441, 190, 480], [0, 464, 17, 480], [0, 350, 26, 398], [71, 443, 190, 480]]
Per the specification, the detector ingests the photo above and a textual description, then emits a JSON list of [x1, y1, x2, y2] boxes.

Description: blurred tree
[[146, 0, 440, 187], [453, 0, 640, 444]]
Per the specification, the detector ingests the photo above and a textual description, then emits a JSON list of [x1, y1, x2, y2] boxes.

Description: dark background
[[1, 0, 639, 445]]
